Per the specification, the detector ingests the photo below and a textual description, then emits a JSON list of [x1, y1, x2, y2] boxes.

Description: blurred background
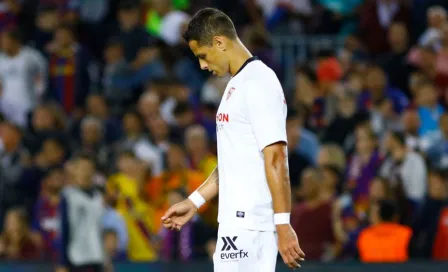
[[0, 0, 447, 271]]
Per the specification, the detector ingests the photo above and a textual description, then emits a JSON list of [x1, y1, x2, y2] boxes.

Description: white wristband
[[274, 213, 290, 225], [188, 191, 206, 209]]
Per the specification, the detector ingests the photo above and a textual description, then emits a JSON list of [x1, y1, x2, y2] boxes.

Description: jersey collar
[[232, 56, 259, 78]]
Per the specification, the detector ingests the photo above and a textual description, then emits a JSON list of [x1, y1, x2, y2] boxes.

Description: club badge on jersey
[[226, 87, 235, 101]]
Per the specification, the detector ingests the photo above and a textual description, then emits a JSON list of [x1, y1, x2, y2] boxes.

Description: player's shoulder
[[242, 60, 279, 84]]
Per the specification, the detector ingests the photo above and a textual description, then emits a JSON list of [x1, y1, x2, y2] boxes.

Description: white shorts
[[213, 224, 278, 272]]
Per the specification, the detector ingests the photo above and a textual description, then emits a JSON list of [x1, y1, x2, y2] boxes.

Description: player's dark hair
[[182, 8, 237, 46], [378, 200, 398, 222]]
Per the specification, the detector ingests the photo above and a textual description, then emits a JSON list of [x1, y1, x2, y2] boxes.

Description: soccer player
[[161, 8, 305, 271]]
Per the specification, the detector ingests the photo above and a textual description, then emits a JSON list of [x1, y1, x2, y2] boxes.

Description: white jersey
[[216, 57, 287, 231], [0, 46, 47, 127]]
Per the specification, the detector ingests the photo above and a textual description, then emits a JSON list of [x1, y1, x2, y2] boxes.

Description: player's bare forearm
[[195, 165, 219, 201], [263, 142, 291, 214]]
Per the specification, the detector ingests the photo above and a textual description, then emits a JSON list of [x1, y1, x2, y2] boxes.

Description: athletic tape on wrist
[[274, 213, 290, 225], [188, 191, 206, 209]]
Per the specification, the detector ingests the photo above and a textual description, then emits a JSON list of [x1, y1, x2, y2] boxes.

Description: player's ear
[[214, 36, 226, 51]]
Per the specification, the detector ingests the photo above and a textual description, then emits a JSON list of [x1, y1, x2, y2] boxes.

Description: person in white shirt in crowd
[[0, 28, 47, 127], [380, 131, 427, 220], [151, 0, 191, 47], [161, 8, 305, 272], [418, 6, 447, 50]]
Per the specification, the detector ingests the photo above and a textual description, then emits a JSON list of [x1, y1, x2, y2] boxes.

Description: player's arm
[[245, 78, 305, 269], [189, 165, 219, 205], [263, 143, 291, 216], [161, 166, 218, 230]]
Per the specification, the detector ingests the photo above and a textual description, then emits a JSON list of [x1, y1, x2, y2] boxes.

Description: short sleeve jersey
[[216, 57, 287, 231]]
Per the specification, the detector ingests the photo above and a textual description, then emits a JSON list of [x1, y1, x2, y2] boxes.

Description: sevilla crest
[[226, 87, 235, 101]]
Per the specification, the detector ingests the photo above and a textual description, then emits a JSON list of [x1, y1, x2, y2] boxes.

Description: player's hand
[[161, 199, 198, 231], [277, 224, 305, 269]]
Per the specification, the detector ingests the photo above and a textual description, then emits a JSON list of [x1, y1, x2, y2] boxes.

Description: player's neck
[[228, 39, 253, 76]]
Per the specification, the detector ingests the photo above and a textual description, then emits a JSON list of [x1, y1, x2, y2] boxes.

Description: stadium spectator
[[415, 82, 445, 136], [0, 122, 24, 227], [103, 228, 127, 262], [113, 0, 157, 64], [32, 167, 64, 260], [379, 22, 412, 95], [401, 108, 426, 152], [184, 125, 216, 177], [23, 103, 67, 156], [102, 37, 134, 116], [286, 109, 312, 190], [380, 131, 427, 223], [322, 91, 369, 152], [0, 208, 42, 260], [357, 200, 412, 262], [346, 126, 383, 218], [150, 0, 190, 47], [47, 24, 94, 115], [358, 0, 410, 55], [20, 137, 66, 219], [30, 4, 59, 54], [75, 116, 112, 173], [102, 208, 128, 260], [321, 165, 342, 201], [107, 151, 157, 262], [411, 169, 448, 259], [291, 167, 335, 260], [369, 176, 394, 204], [58, 153, 105, 271], [419, 6, 447, 49], [317, 144, 346, 173], [0, 28, 47, 127], [426, 113, 448, 169], [84, 94, 121, 144]]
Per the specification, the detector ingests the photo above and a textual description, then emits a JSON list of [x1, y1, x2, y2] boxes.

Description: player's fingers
[[279, 252, 291, 268], [293, 245, 306, 261], [290, 251, 302, 262], [162, 218, 172, 224], [162, 222, 172, 229], [281, 250, 299, 269], [287, 252, 300, 269], [161, 207, 176, 221]]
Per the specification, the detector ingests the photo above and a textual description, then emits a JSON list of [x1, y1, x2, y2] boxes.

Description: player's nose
[[199, 60, 208, 71]]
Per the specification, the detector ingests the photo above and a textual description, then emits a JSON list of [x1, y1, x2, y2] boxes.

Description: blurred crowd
[[0, 0, 448, 265]]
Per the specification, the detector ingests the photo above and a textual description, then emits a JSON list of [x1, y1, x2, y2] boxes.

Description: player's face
[[188, 39, 228, 77]]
